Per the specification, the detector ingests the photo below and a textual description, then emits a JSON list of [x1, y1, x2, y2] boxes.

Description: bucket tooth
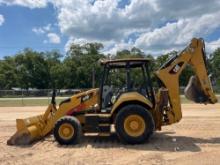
[[7, 130, 32, 145]]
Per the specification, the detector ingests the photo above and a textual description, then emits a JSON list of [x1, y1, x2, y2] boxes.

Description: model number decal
[[81, 93, 93, 102]]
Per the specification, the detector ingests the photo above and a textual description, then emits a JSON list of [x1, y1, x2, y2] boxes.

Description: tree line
[[0, 43, 219, 90]]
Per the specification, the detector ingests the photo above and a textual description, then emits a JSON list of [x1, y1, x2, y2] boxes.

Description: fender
[[111, 92, 153, 115]]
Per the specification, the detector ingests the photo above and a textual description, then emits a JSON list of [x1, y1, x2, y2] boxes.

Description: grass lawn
[[0, 95, 219, 107], [0, 97, 66, 107]]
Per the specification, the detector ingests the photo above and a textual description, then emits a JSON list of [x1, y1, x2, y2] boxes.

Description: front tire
[[54, 116, 82, 145], [115, 104, 155, 144]]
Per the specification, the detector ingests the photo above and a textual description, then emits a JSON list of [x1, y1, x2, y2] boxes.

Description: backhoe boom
[[155, 38, 218, 124]]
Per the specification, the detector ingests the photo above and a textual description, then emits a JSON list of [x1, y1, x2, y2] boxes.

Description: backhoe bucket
[[184, 76, 209, 103], [7, 115, 45, 145]]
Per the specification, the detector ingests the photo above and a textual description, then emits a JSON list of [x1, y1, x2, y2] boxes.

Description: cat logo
[[173, 64, 180, 73], [170, 62, 184, 74]]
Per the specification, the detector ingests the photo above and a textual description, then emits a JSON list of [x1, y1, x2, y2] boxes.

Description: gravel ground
[[0, 104, 220, 165]]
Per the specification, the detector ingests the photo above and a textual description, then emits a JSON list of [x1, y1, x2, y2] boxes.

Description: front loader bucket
[[7, 115, 45, 145], [184, 76, 210, 103], [7, 104, 55, 145]]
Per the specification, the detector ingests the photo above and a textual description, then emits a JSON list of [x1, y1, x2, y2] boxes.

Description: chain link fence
[[0, 89, 83, 98], [0, 89, 82, 107], [0, 87, 219, 107]]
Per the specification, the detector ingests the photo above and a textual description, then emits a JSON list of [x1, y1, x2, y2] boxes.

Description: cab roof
[[100, 58, 151, 68]]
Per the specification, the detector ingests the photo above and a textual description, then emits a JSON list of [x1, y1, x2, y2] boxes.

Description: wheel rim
[[58, 123, 74, 140], [124, 114, 146, 137]]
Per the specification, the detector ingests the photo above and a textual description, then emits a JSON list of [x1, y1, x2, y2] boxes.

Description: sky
[[0, 0, 220, 58]]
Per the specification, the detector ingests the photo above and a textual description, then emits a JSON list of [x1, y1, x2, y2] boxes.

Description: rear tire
[[115, 104, 155, 144], [54, 116, 82, 145]]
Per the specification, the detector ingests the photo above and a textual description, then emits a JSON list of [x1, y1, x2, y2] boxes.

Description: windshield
[[101, 63, 153, 109]]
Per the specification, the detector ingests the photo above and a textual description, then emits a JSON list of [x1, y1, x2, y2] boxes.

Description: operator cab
[[100, 58, 155, 111]]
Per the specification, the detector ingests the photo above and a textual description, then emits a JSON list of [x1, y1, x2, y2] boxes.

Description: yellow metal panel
[[111, 92, 153, 115], [188, 39, 217, 104], [155, 51, 191, 123], [41, 88, 99, 136]]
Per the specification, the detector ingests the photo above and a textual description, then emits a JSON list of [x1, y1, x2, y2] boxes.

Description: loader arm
[[7, 88, 99, 145], [155, 38, 218, 124]]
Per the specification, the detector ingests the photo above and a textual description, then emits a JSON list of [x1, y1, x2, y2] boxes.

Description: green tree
[[66, 43, 105, 88], [115, 47, 145, 59], [14, 49, 50, 89], [0, 57, 18, 89], [43, 50, 64, 89], [0, 43, 217, 90], [210, 48, 220, 88]]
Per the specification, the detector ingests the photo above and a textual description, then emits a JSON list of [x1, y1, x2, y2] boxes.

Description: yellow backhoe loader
[[7, 38, 218, 145]]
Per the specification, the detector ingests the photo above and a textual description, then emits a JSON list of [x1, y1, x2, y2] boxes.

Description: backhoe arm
[[155, 38, 218, 124], [186, 39, 217, 104]]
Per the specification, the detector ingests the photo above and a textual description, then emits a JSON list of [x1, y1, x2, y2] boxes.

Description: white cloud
[[33, 24, 60, 44], [102, 42, 134, 56], [49, 0, 220, 54], [55, 0, 123, 41], [32, 24, 51, 34], [64, 37, 88, 52], [47, 33, 61, 44], [32, 27, 45, 34], [206, 39, 220, 53], [0, 14, 4, 26], [1, 0, 220, 54], [0, 0, 48, 8], [135, 11, 220, 54]]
